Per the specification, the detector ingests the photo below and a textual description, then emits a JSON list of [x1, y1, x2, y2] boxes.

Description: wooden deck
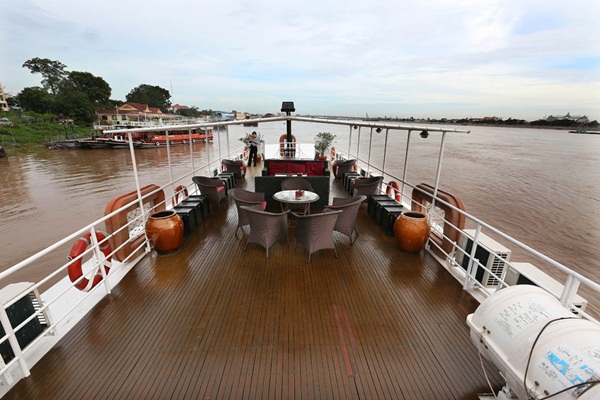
[[5, 165, 504, 399]]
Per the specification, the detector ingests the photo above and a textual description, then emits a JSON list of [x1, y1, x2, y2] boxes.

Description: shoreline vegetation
[[0, 116, 597, 154]]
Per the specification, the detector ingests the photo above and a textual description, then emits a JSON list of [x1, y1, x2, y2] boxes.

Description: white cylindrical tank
[[467, 285, 600, 399]]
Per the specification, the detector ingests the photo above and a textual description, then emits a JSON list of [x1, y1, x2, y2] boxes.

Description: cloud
[[1, 0, 599, 120]]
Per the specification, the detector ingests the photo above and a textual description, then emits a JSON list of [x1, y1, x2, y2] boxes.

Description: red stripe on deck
[[332, 305, 354, 376], [340, 305, 357, 348]]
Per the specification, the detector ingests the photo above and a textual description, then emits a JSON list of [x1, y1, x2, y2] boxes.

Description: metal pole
[[189, 128, 194, 174], [217, 126, 222, 166], [382, 128, 389, 178], [400, 130, 412, 204], [166, 130, 174, 192], [367, 127, 374, 175], [347, 125, 353, 159], [127, 132, 152, 253], [225, 125, 230, 159], [356, 127, 361, 170], [206, 130, 211, 175], [89, 225, 111, 294], [429, 131, 447, 212], [286, 112, 292, 143]]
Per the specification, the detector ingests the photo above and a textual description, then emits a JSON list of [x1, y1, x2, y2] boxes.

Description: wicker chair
[[222, 159, 246, 179], [280, 177, 313, 191], [280, 178, 314, 213], [333, 159, 356, 179], [241, 206, 290, 259], [293, 209, 342, 263], [229, 189, 266, 238], [192, 176, 227, 211], [324, 195, 366, 245], [353, 176, 383, 198]]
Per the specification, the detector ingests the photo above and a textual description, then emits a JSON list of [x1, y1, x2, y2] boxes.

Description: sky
[[1, 0, 599, 121]]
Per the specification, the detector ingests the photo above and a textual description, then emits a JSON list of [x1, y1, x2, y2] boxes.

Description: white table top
[[273, 190, 319, 204]]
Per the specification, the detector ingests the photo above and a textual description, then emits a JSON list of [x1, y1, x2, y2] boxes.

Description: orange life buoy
[[330, 146, 336, 161], [67, 231, 111, 292], [386, 181, 401, 202], [172, 185, 189, 206]]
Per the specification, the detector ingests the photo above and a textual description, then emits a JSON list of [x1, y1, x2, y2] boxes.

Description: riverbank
[[0, 123, 93, 152]]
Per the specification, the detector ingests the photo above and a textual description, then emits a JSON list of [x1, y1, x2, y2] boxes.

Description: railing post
[[400, 131, 412, 205], [0, 304, 30, 380], [367, 127, 373, 176], [381, 128, 389, 179], [189, 128, 194, 174], [89, 226, 111, 294], [561, 275, 581, 310]]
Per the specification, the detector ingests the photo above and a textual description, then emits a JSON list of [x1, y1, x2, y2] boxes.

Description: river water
[[1, 123, 599, 303]]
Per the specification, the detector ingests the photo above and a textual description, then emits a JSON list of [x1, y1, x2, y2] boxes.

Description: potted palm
[[314, 132, 336, 160], [239, 132, 264, 161]]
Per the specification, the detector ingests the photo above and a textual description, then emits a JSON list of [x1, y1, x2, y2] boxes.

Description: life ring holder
[[67, 231, 112, 292], [411, 183, 466, 258], [172, 185, 189, 206], [386, 181, 401, 202], [104, 184, 166, 262]]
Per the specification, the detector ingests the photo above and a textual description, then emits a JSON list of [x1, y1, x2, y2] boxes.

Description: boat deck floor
[[5, 164, 503, 399]]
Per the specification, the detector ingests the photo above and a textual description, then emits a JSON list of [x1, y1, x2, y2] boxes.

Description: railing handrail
[[341, 147, 600, 298]]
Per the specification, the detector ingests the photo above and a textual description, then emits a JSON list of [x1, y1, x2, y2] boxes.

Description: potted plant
[[239, 132, 264, 162], [239, 132, 264, 147], [314, 131, 336, 160]]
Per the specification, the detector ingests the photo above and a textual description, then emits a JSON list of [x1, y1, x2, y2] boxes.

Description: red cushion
[[216, 186, 225, 192], [287, 163, 306, 174], [305, 161, 325, 176], [261, 200, 267, 210], [268, 161, 287, 175]]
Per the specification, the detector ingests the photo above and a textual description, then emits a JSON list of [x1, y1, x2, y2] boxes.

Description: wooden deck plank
[[4, 166, 506, 399]]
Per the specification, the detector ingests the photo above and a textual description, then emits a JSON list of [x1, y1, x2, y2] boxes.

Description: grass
[[0, 123, 94, 151]]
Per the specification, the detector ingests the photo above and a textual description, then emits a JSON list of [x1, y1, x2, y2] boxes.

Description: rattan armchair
[[280, 178, 314, 213], [333, 159, 356, 179], [241, 206, 290, 258], [229, 189, 266, 238], [293, 209, 342, 263], [192, 176, 227, 211], [280, 177, 313, 191], [222, 159, 246, 179], [324, 195, 366, 245], [353, 176, 383, 198]]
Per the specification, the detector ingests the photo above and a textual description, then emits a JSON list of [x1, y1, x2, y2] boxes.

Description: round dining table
[[273, 190, 320, 215]]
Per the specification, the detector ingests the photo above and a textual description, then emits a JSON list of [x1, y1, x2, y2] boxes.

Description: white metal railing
[[1, 115, 599, 390], [332, 142, 599, 322], [365, 170, 600, 324], [0, 150, 220, 384]]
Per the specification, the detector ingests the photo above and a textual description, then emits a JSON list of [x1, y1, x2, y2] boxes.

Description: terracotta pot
[[145, 210, 184, 253], [394, 211, 431, 252]]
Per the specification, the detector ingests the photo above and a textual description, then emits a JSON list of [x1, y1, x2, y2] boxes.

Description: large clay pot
[[145, 210, 184, 253], [394, 211, 431, 252]]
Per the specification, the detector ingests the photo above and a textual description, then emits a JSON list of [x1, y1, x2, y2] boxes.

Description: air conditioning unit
[[457, 230, 511, 288], [0, 283, 50, 368]]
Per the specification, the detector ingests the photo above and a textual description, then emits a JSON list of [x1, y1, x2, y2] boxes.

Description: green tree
[[126, 84, 171, 112], [60, 71, 112, 109], [176, 106, 200, 118], [55, 91, 95, 124], [18, 87, 54, 113], [22, 58, 67, 95]]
